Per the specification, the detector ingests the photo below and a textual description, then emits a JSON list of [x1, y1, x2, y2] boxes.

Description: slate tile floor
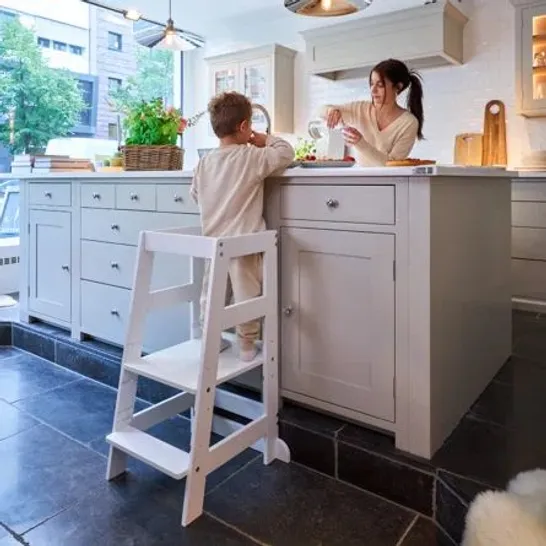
[[0, 309, 545, 545], [0, 346, 450, 545]]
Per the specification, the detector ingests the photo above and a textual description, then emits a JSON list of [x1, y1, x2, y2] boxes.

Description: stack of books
[[32, 155, 94, 174], [10, 154, 33, 175]]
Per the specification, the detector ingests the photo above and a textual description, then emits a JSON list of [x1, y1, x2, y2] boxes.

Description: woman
[[320, 59, 424, 166]]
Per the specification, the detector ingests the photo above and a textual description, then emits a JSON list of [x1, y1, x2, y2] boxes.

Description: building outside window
[[108, 77, 122, 94], [37, 37, 50, 48], [53, 41, 67, 52], [69, 44, 83, 56], [108, 31, 122, 51], [107, 123, 118, 140]]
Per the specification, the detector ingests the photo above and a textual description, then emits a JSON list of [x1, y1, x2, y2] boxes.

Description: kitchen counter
[[0, 164, 515, 181], [15, 168, 512, 459]]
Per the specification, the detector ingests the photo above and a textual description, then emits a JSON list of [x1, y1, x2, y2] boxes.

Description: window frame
[[107, 31, 122, 52]]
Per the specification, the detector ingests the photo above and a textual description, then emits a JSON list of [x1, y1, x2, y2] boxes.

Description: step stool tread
[[106, 426, 190, 479], [124, 337, 263, 393]]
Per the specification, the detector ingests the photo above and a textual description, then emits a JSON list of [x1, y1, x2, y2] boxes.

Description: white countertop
[[1, 164, 516, 180]]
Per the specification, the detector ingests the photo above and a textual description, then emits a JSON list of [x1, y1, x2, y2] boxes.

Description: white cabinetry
[[206, 45, 296, 134], [513, 0, 546, 116]]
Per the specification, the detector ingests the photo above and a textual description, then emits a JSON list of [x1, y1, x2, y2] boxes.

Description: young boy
[[191, 92, 294, 361]]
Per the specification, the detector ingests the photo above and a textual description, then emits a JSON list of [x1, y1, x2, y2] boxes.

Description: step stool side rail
[[144, 230, 216, 259], [219, 230, 277, 259]]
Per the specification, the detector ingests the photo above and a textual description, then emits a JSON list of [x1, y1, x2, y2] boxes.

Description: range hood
[[300, 0, 468, 80]]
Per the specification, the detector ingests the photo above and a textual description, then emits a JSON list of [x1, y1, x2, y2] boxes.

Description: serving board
[[298, 160, 355, 168]]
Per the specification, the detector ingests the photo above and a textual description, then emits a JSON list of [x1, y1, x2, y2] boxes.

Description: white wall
[[183, 0, 546, 168]]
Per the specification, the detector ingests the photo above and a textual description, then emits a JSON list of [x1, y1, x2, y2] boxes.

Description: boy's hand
[[249, 132, 268, 148]]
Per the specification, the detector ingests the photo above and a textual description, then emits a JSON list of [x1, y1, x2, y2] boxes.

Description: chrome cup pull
[[326, 198, 339, 209]]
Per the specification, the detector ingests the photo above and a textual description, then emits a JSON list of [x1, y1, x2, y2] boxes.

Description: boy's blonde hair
[[208, 92, 252, 138]]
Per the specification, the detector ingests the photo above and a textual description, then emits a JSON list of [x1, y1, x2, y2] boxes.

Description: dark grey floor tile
[[435, 479, 474, 545], [0, 399, 37, 441], [338, 423, 434, 472], [137, 376, 180, 404], [338, 441, 434, 516], [205, 459, 414, 546], [432, 416, 546, 488], [0, 323, 11, 345], [89, 416, 259, 500], [0, 524, 8, 541], [0, 424, 105, 534], [0, 347, 23, 359], [14, 378, 124, 444], [55, 341, 121, 389], [494, 355, 546, 385], [12, 325, 55, 361], [471, 359, 546, 429], [25, 480, 258, 546], [400, 517, 454, 546], [279, 402, 346, 437], [438, 471, 490, 505], [280, 422, 335, 476], [513, 325, 546, 365], [0, 352, 79, 403]]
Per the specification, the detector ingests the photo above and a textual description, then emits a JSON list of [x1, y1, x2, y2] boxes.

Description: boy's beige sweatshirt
[[190, 136, 294, 236]]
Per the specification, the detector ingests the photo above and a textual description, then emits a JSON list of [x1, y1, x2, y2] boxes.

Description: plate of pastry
[[385, 158, 437, 167]]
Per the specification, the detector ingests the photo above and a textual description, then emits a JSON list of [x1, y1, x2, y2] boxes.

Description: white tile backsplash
[[184, 0, 546, 168]]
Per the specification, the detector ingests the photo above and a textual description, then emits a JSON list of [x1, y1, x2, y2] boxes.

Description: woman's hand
[[342, 127, 363, 146], [326, 108, 342, 129]]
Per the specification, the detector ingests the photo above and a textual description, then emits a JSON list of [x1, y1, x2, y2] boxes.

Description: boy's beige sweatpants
[[200, 253, 263, 342]]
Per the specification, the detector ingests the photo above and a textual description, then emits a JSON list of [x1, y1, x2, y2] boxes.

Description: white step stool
[[105, 226, 290, 527]]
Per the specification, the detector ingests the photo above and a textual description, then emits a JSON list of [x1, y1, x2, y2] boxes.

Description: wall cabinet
[[514, 0, 546, 116], [206, 44, 296, 134], [281, 227, 396, 422], [28, 209, 71, 323]]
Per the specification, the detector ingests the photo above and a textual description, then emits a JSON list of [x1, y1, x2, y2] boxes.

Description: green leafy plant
[[294, 138, 317, 160], [123, 98, 205, 147]]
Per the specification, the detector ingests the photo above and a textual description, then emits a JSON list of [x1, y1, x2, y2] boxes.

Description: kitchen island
[[10, 165, 513, 459]]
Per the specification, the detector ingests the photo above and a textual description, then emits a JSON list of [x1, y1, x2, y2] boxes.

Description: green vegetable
[[294, 138, 317, 160]]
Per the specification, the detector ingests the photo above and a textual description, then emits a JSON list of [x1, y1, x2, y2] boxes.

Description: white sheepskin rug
[[462, 469, 546, 546]]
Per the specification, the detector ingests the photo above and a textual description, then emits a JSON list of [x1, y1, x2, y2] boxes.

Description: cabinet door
[[240, 57, 272, 133], [210, 62, 238, 96], [28, 209, 71, 322], [521, 5, 546, 113], [281, 227, 395, 421]]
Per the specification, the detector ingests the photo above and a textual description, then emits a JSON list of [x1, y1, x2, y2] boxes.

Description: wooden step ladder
[[105, 226, 290, 527]]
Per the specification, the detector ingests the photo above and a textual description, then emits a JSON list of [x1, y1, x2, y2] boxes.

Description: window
[[37, 37, 50, 48], [53, 41, 67, 52], [108, 32, 122, 51], [77, 79, 94, 127], [108, 77, 122, 94], [108, 123, 118, 140], [69, 45, 84, 56]]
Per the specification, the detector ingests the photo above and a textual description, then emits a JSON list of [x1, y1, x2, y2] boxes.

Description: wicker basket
[[122, 145, 183, 171]]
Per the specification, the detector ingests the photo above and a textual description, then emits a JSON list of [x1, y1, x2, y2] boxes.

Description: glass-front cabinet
[[206, 44, 296, 134], [516, 1, 546, 116]]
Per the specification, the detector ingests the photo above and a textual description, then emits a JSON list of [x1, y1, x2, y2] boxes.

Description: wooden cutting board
[[454, 133, 483, 166], [482, 100, 507, 167]]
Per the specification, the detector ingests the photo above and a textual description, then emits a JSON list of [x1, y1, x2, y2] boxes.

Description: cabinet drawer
[[512, 227, 546, 260], [81, 281, 130, 345], [81, 209, 199, 246], [512, 202, 546, 228], [29, 183, 71, 207], [116, 185, 156, 211], [81, 240, 135, 288], [157, 185, 199, 214], [512, 181, 546, 202], [513, 258, 546, 301], [81, 184, 115, 208], [280, 185, 395, 225]]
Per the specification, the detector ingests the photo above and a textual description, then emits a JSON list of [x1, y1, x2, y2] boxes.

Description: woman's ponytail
[[407, 71, 424, 140]]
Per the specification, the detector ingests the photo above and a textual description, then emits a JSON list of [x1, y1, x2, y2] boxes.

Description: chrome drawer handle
[[61, 264, 69, 271], [130, 193, 139, 201], [173, 195, 183, 203], [283, 306, 293, 316], [110, 309, 119, 316], [111, 224, 120, 230], [326, 198, 339, 209], [110, 262, 119, 269], [44, 191, 52, 198], [92, 192, 101, 200]]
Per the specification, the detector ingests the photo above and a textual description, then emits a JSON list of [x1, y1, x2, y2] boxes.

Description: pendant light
[[284, 0, 373, 17], [155, 0, 196, 51]]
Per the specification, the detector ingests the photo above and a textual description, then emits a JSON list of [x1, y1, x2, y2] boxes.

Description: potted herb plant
[[122, 98, 203, 171]]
